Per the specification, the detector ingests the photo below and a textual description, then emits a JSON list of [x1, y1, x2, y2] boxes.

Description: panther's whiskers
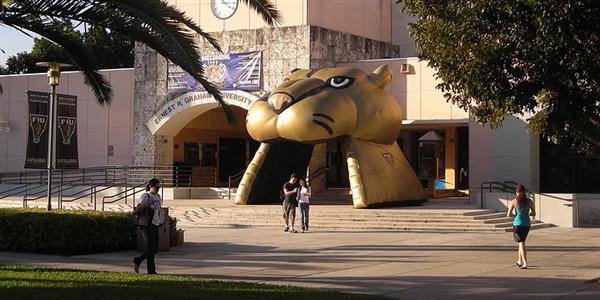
[[312, 119, 334, 135], [312, 113, 335, 123]]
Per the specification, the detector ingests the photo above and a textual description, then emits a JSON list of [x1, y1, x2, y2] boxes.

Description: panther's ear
[[368, 64, 393, 89]]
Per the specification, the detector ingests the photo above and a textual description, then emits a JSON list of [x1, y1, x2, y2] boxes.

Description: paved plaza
[[2, 225, 600, 299]]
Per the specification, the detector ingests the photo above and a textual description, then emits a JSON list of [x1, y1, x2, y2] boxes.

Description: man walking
[[282, 173, 299, 233]]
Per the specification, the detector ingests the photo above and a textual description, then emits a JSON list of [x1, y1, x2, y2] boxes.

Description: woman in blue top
[[507, 184, 536, 269]]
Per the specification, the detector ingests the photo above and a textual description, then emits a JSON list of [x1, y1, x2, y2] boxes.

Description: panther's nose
[[268, 93, 294, 114]]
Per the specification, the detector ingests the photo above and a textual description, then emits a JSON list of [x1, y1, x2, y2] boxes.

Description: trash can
[[136, 207, 170, 252]]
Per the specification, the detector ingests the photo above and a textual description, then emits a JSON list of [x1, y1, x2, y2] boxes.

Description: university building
[[0, 1, 598, 225]]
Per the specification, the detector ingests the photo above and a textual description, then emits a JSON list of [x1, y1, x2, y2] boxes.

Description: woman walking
[[298, 178, 311, 232], [507, 184, 536, 269], [133, 178, 163, 275]]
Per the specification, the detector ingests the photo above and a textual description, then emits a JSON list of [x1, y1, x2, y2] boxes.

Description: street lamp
[[35, 62, 72, 211]]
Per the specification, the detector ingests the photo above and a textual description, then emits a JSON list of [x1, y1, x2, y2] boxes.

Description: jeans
[[134, 224, 159, 274], [299, 202, 310, 230]]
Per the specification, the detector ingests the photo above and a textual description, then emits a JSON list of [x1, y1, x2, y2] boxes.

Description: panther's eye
[[327, 76, 354, 89]]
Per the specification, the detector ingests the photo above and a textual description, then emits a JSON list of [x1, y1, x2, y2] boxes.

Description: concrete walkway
[[2, 226, 600, 299]]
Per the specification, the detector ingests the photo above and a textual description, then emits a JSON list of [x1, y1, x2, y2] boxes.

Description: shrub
[[168, 216, 178, 246], [0, 208, 136, 255]]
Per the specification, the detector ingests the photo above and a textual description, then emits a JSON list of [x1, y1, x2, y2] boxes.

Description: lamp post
[[35, 62, 72, 211]]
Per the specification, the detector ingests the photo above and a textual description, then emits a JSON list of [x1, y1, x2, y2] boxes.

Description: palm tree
[[0, 0, 280, 121]]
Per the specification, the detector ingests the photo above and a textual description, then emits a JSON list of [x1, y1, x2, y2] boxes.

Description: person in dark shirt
[[282, 173, 299, 233]]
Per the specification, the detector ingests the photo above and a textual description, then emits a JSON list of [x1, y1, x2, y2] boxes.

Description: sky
[[0, 26, 36, 66]]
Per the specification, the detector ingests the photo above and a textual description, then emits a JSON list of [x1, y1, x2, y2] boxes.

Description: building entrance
[[326, 141, 349, 187], [218, 137, 259, 182], [172, 106, 257, 186]]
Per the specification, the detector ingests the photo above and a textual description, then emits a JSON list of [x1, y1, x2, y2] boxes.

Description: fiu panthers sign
[[236, 65, 426, 208], [25, 91, 79, 169]]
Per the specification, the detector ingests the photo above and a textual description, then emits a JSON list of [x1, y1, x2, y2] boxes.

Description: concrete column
[[132, 43, 169, 166]]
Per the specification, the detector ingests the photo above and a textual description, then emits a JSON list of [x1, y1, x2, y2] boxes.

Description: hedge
[[0, 208, 137, 255]]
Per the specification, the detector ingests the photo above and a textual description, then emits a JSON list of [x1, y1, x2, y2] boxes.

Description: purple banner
[[168, 51, 262, 94]]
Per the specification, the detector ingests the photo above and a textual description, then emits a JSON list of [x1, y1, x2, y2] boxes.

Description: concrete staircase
[[171, 187, 236, 199], [310, 188, 353, 204], [0, 195, 553, 232], [170, 204, 553, 232]]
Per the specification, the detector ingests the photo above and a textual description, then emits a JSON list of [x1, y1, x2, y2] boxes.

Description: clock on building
[[211, 0, 238, 20]]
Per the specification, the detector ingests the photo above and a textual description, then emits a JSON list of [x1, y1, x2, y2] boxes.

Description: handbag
[[134, 206, 153, 226], [133, 193, 154, 226]]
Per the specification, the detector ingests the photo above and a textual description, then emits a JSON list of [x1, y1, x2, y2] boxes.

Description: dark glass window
[[540, 138, 600, 193]]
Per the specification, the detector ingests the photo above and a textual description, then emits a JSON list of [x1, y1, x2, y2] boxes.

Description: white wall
[[468, 115, 540, 195], [167, 0, 392, 43], [0, 69, 134, 172], [391, 0, 417, 56], [308, 0, 392, 43], [166, 0, 308, 32], [338, 58, 469, 122], [478, 191, 600, 228]]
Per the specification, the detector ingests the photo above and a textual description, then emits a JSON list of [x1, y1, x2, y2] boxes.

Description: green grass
[[0, 265, 390, 300]]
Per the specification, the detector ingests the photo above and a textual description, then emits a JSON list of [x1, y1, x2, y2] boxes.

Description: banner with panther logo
[[167, 51, 262, 94], [24, 92, 78, 169], [55, 94, 78, 169], [25, 91, 51, 169]]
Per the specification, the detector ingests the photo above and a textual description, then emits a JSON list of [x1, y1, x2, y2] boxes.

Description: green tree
[[5, 20, 76, 73], [400, 0, 600, 153], [1, 0, 280, 121], [5, 22, 134, 74], [5, 51, 36, 73], [81, 25, 134, 69]]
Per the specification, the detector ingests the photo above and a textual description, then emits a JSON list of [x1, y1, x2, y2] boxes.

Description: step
[[177, 214, 511, 223], [175, 222, 552, 232], [182, 221, 511, 229], [169, 211, 501, 219]]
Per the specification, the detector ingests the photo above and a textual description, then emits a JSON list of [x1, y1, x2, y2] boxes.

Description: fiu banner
[[24, 91, 79, 169], [168, 51, 262, 94], [25, 91, 50, 169], [56, 94, 78, 169]]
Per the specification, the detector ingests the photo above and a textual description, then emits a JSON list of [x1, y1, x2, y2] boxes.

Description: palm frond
[[241, 0, 283, 26], [3, 0, 280, 124], [2, 13, 112, 104]]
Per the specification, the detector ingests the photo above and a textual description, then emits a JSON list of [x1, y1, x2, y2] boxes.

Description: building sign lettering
[[146, 90, 260, 135]]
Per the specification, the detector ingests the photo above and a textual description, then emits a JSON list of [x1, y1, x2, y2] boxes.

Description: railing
[[101, 182, 148, 211], [480, 181, 532, 208], [227, 168, 247, 200], [307, 167, 329, 183], [479, 180, 581, 227], [22, 176, 97, 208], [0, 165, 192, 210]]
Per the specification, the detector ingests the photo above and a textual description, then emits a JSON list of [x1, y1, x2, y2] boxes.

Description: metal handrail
[[64, 180, 125, 210], [101, 182, 147, 211], [227, 168, 248, 200], [1, 165, 190, 209], [0, 182, 47, 199], [480, 181, 506, 209], [22, 176, 96, 203], [189, 167, 217, 187], [308, 167, 329, 182]]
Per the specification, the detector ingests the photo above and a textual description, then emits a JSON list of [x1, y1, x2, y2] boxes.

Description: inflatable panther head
[[246, 65, 402, 145]]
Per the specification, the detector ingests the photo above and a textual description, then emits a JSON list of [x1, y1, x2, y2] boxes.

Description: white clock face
[[211, 0, 238, 20]]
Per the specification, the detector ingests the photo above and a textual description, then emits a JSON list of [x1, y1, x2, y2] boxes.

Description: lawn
[[0, 265, 390, 300]]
